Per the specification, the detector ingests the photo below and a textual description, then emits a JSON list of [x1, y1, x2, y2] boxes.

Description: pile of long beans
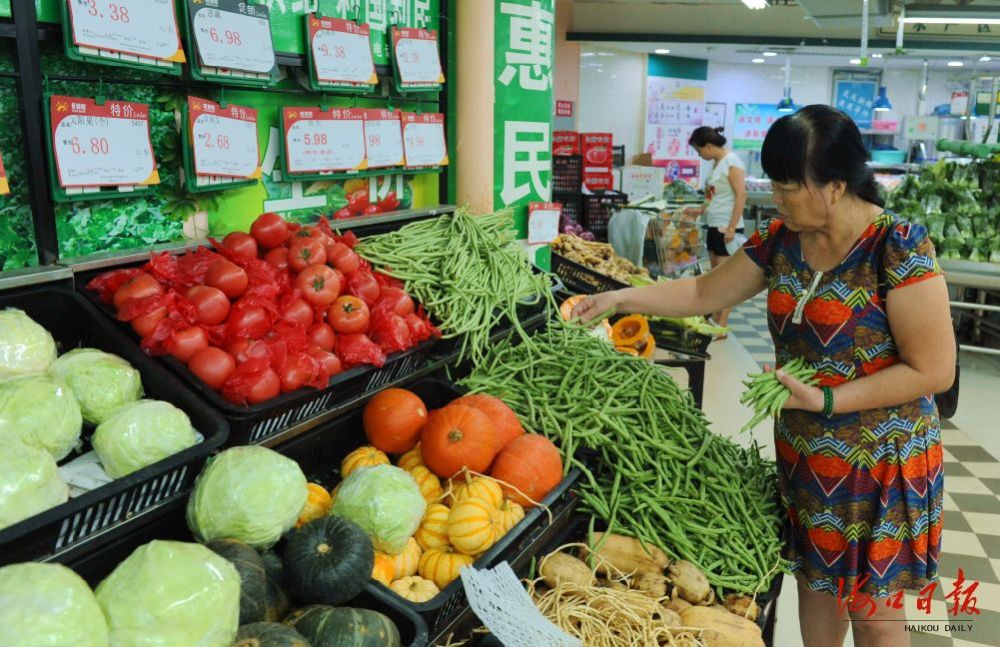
[[460, 324, 789, 594], [739, 358, 818, 433], [355, 210, 553, 363]]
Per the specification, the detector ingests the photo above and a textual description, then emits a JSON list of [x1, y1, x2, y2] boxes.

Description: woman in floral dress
[[574, 105, 954, 647]]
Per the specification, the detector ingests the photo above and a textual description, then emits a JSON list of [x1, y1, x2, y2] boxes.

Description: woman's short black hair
[[688, 126, 726, 148], [761, 104, 884, 207]]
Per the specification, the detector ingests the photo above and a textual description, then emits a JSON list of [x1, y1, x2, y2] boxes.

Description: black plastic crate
[[553, 192, 582, 227], [553, 155, 582, 193], [67, 499, 429, 647], [582, 190, 629, 241], [0, 286, 228, 566], [550, 252, 629, 295], [273, 376, 581, 640], [612, 145, 626, 168], [76, 267, 439, 447]]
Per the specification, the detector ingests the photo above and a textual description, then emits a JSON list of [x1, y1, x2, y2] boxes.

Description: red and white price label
[[0, 151, 8, 196], [363, 109, 404, 168], [528, 202, 562, 245], [401, 112, 447, 168], [50, 95, 159, 188], [308, 15, 377, 86], [189, 96, 260, 179], [190, 1, 275, 74], [283, 107, 367, 174], [392, 27, 443, 87], [68, 0, 185, 63]]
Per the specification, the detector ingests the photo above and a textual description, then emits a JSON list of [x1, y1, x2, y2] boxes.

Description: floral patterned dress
[[743, 213, 944, 597]]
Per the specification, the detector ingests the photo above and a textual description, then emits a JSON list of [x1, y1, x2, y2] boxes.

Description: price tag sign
[[392, 27, 443, 88], [308, 15, 377, 88], [0, 151, 8, 196], [49, 95, 159, 188], [67, 0, 185, 63], [189, 0, 276, 75], [283, 107, 367, 175], [528, 202, 562, 245], [363, 109, 404, 169], [189, 96, 260, 179], [401, 112, 448, 168]]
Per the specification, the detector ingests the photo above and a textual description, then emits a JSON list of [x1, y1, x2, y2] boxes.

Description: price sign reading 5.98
[[189, 97, 260, 179], [189, 1, 275, 74], [283, 107, 367, 174], [50, 95, 158, 188], [308, 16, 377, 86], [68, 0, 185, 63]]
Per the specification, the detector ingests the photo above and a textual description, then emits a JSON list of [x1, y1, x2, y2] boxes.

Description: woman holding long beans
[[573, 105, 954, 647]]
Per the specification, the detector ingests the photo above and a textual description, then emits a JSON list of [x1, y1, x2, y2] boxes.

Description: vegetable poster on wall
[[832, 70, 880, 131], [643, 55, 707, 187], [732, 103, 785, 151]]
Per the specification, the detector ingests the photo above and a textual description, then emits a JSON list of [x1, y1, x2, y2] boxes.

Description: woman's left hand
[[722, 227, 736, 243], [774, 368, 825, 413]]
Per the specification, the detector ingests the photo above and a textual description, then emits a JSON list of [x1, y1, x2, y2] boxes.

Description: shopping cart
[[647, 206, 708, 278]]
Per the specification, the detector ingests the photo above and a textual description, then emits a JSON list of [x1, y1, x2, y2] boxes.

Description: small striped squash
[[496, 499, 525, 535], [397, 443, 424, 472], [409, 465, 444, 503], [418, 546, 475, 589], [391, 537, 422, 579], [341, 445, 389, 478], [372, 552, 395, 586], [453, 475, 504, 509], [415, 503, 450, 551], [447, 497, 501, 556], [390, 575, 439, 603]]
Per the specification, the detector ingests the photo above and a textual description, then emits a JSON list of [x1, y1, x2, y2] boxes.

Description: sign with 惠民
[[733, 103, 785, 151]]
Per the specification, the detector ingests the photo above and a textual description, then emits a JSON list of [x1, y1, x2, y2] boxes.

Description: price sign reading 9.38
[[308, 15, 376, 86], [189, 0, 275, 74], [392, 27, 444, 87], [363, 109, 404, 168], [283, 107, 367, 174], [189, 96, 260, 179], [68, 0, 185, 63], [50, 95, 159, 188], [402, 112, 448, 167]]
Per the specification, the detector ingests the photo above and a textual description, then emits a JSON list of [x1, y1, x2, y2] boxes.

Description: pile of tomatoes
[[88, 213, 438, 405]]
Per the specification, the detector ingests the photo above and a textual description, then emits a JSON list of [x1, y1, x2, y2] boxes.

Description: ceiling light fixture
[[850, 58, 862, 65], [948, 61, 964, 67], [763, 52, 778, 57], [900, 4, 1000, 25], [777, 55, 795, 113], [740, 0, 769, 9], [753, 58, 765, 64], [980, 55, 992, 62], [872, 52, 883, 58], [655, 49, 670, 54]]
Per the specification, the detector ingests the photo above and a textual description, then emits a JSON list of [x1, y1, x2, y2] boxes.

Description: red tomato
[[328, 296, 370, 334], [228, 306, 269, 340], [288, 238, 327, 272], [327, 242, 360, 275], [307, 323, 336, 351], [377, 190, 400, 212], [292, 226, 325, 242], [131, 307, 166, 338], [333, 207, 353, 220], [113, 273, 163, 309], [347, 272, 381, 305], [246, 368, 281, 404], [379, 287, 415, 317], [308, 347, 343, 376], [222, 232, 259, 259], [227, 339, 258, 364], [205, 260, 248, 299], [363, 205, 382, 216], [283, 298, 314, 327], [250, 212, 290, 249], [296, 266, 343, 306], [168, 327, 209, 363], [280, 353, 318, 393], [347, 189, 369, 214], [188, 347, 236, 391], [185, 286, 230, 326], [264, 247, 290, 271]]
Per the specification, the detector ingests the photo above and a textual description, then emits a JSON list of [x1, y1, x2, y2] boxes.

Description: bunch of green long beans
[[739, 358, 818, 434], [355, 210, 554, 363], [459, 323, 789, 594]]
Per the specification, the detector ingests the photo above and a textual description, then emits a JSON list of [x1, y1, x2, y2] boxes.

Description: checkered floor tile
[[727, 297, 1000, 645]]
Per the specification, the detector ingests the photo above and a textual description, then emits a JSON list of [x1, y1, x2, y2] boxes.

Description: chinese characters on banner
[[494, 0, 555, 250], [732, 103, 785, 151], [644, 72, 705, 186], [834, 79, 878, 131]]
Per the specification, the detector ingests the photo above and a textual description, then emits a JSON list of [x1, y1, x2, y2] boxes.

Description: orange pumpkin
[[392, 537, 422, 579], [420, 404, 498, 479], [559, 295, 586, 320], [453, 474, 504, 509], [409, 465, 444, 503], [447, 496, 500, 556], [452, 394, 525, 453], [415, 503, 450, 551], [364, 388, 428, 454], [490, 434, 563, 507], [372, 552, 395, 586], [390, 575, 439, 603], [296, 482, 333, 528], [397, 443, 424, 471], [496, 499, 525, 535], [611, 315, 650, 347], [418, 546, 475, 589], [341, 445, 389, 477]]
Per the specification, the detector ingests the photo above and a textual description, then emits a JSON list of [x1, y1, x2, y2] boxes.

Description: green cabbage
[[330, 464, 426, 554], [0, 441, 69, 530], [50, 348, 142, 425], [93, 400, 198, 478], [186, 446, 307, 549], [0, 562, 108, 647], [0, 375, 82, 460], [0, 308, 57, 378], [96, 540, 239, 647]]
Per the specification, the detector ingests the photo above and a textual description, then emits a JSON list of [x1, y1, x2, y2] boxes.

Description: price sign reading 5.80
[[283, 107, 367, 175], [68, 0, 184, 63], [308, 16, 376, 87], [189, 96, 260, 179], [190, 2, 275, 74]]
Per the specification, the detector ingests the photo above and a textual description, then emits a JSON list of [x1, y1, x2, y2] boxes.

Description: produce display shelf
[[272, 376, 582, 641], [0, 286, 229, 567]]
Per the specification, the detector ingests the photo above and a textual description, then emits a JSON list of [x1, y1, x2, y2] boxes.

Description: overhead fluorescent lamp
[[740, 0, 769, 9], [948, 61, 964, 67], [850, 58, 862, 65], [752, 58, 765, 64], [655, 49, 670, 54], [763, 52, 778, 57], [900, 5, 1000, 25], [871, 52, 883, 58], [981, 56, 992, 62]]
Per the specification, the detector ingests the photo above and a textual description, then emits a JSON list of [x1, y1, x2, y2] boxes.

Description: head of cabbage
[[0, 308, 57, 378], [186, 446, 307, 550], [0, 441, 69, 531], [0, 375, 82, 461], [93, 400, 197, 478], [330, 464, 426, 554], [50, 348, 142, 425], [96, 540, 239, 647], [0, 562, 108, 647]]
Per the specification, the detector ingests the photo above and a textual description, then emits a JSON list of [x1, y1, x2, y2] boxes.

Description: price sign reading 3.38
[[283, 107, 367, 174], [308, 15, 376, 86], [50, 95, 159, 188], [68, 0, 185, 62], [189, 96, 260, 179], [189, 0, 275, 74]]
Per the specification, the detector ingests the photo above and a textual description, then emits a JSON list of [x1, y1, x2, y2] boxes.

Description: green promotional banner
[[492, 0, 554, 266]]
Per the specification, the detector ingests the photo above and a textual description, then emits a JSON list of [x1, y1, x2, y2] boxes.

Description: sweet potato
[[724, 594, 760, 622], [539, 551, 595, 589], [655, 605, 683, 628], [633, 572, 671, 599], [667, 559, 712, 604], [582, 533, 670, 577], [680, 606, 764, 647], [664, 597, 692, 614]]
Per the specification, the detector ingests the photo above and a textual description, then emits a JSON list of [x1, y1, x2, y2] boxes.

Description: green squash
[[261, 550, 290, 622], [261, 550, 285, 584], [284, 605, 400, 647], [283, 517, 373, 605], [233, 622, 312, 647], [206, 538, 268, 624]]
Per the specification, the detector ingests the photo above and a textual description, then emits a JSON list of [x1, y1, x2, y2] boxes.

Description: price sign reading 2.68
[[189, 1, 275, 74], [189, 96, 260, 179], [283, 107, 367, 175], [68, 0, 185, 62]]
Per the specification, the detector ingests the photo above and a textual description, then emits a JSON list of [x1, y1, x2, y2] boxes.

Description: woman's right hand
[[570, 291, 622, 323]]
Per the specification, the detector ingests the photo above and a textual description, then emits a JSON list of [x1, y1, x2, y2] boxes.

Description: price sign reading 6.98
[[188, 96, 260, 179], [49, 94, 159, 188], [283, 107, 367, 175], [307, 15, 377, 87], [189, 0, 275, 74], [68, 0, 186, 63]]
